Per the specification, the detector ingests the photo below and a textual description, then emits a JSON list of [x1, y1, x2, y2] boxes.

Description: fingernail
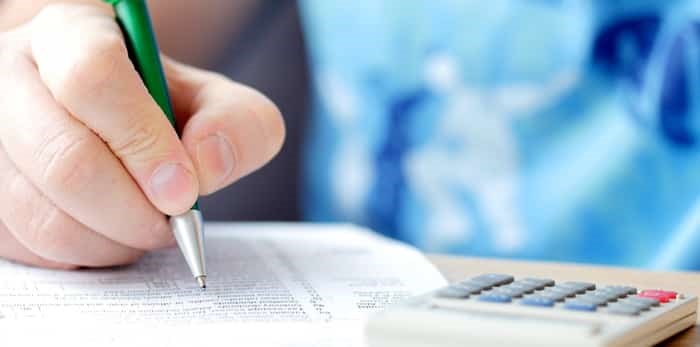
[[149, 162, 196, 208], [196, 134, 235, 192]]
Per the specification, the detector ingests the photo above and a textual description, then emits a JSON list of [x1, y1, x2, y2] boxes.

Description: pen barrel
[[110, 0, 177, 129], [107, 0, 199, 211]]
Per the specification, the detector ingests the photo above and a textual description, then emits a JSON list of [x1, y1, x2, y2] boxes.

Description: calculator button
[[577, 294, 610, 306], [564, 300, 598, 312], [451, 281, 486, 294], [657, 290, 677, 299], [436, 287, 471, 299], [637, 294, 668, 303], [509, 282, 539, 294], [602, 286, 637, 297], [597, 288, 628, 299], [637, 292, 670, 303], [470, 274, 514, 288], [540, 291, 570, 302], [478, 293, 512, 303], [589, 290, 620, 302], [492, 287, 528, 298], [624, 297, 660, 309], [607, 303, 642, 316], [521, 296, 555, 307], [638, 290, 676, 303], [549, 286, 579, 297], [538, 290, 570, 302], [519, 278, 555, 289], [559, 282, 596, 293]]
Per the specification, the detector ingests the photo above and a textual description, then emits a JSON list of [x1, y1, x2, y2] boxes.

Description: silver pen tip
[[196, 276, 207, 289]]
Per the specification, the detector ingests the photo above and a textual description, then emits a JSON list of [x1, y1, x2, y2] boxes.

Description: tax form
[[0, 223, 446, 346]]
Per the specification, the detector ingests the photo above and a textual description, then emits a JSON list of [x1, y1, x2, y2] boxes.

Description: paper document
[[0, 223, 446, 346]]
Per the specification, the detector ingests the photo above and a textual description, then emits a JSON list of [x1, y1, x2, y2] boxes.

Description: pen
[[104, 0, 208, 289]]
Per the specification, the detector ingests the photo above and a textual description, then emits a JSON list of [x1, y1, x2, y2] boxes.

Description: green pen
[[104, 0, 207, 289]]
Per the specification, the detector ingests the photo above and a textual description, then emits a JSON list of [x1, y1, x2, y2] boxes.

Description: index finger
[[29, 4, 198, 215]]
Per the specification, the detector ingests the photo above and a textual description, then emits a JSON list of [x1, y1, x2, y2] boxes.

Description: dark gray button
[[452, 281, 485, 294], [611, 286, 637, 294], [624, 297, 659, 310], [578, 294, 609, 306], [608, 303, 641, 316], [436, 287, 471, 299], [588, 291, 620, 302], [470, 274, 515, 288], [492, 287, 528, 298], [550, 286, 579, 297], [559, 282, 596, 293], [519, 278, 555, 289], [600, 286, 637, 298], [538, 290, 569, 302], [596, 289, 624, 299], [509, 282, 539, 294]]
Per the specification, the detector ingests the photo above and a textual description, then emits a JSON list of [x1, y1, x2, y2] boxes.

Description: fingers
[[0, 37, 174, 251], [0, 2, 283, 275], [29, 4, 197, 215], [165, 58, 285, 194], [0, 145, 144, 267], [0, 221, 76, 270]]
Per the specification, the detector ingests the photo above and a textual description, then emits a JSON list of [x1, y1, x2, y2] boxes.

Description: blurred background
[[197, 1, 307, 222], [168, 0, 700, 271]]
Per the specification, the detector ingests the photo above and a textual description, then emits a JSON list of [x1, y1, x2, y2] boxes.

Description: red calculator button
[[661, 290, 677, 299], [638, 290, 676, 303], [641, 290, 677, 299]]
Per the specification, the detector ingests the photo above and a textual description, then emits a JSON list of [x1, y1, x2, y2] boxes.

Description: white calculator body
[[366, 274, 697, 347]]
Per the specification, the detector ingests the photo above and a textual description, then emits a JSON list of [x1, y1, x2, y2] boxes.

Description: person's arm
[[0, 0, 261, 67]]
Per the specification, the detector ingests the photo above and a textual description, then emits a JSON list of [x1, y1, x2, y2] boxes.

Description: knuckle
[[109, 116, 167, 160], [54, 34, 124, 101], [89, 33, 125, 62], [37, 127, 101, 192]]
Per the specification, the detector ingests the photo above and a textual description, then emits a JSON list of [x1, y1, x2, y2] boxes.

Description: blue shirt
[[298, 0, 700, 270]]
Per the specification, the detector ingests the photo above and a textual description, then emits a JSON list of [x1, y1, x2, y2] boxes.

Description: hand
[[0, 4, 285, 269]]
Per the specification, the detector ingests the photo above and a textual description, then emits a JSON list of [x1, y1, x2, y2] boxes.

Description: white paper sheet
[[0, 223, 446, 346]]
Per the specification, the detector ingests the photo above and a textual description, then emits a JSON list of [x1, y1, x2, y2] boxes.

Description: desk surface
[[428, 255, 700, 347]]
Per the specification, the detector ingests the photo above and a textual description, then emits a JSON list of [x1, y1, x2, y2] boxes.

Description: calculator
[[365, 274, 697, 347]]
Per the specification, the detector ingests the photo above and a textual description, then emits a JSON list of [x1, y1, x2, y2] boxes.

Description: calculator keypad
[[433, 274, 681, 317]]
